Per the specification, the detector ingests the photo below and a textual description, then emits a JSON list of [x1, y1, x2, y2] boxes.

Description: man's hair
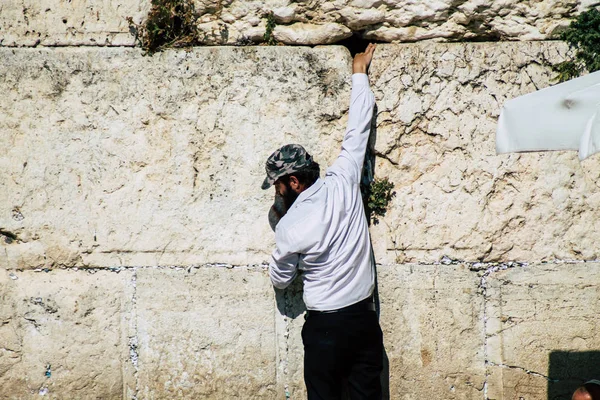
[[280, 161, 320, 187]]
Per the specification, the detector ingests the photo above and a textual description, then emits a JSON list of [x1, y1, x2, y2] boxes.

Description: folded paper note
[[496, 70, 600, 160]]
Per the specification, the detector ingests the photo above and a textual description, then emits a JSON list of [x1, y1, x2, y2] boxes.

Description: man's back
[[270, 73, 376, 311]]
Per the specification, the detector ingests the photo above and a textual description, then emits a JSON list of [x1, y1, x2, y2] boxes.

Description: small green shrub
[[127, 0, 201, 55], [264, 12, 277, 46], [366, 177, 396, 225], [553, 8, 600, 82]]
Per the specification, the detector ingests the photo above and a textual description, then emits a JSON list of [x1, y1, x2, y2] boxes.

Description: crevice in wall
[[0, 229, 20, 244], [478, 262, 526, 400], [488, 361, 558, 382], [335, 33, 385, 57], [128, 268, 139, 400], [282, 289, 292, 400]]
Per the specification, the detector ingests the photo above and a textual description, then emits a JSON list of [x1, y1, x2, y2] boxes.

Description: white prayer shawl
[[496, 70, 600, 160]]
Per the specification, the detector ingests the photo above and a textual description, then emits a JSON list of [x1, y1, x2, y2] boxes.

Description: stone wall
[[2, 34, 600, 400], [1, 0, 598, 47]]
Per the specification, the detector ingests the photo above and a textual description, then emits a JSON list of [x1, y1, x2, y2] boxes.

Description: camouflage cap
[[261, 144, 314, 190]]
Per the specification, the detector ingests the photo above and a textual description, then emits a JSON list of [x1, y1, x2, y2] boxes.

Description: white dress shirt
[[269, 73, 376, 311]]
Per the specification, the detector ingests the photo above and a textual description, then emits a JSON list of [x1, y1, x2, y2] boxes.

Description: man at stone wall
[[261, 43, 383, 399]]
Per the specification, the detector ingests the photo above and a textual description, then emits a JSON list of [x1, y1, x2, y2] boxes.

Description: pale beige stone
[[0, 269, 135, 399], [4, 0, 586, 46], [273, 6, 297, 24], [368, 42, 600, 264], [273, 22, 352, 45], [3, 43, 600, 270], [0, 46, 351, 268], [485, 263, 600, 400], [0, 0, 149, 47], [135, 266, 279, 399]]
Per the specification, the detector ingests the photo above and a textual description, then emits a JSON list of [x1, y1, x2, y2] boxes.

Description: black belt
[[306, 297, 376, 317]]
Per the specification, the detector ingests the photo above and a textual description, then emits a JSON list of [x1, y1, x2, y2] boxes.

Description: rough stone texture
[[135, 266, 278, 399], [378, 264, 485, 399], [3, 43, 600, 399], [279, 264, 485, 400], [485, 263, 600, 400], [0, 0, 149, 47], [4, 43, 600, 268], [1, 0, 598, 46], [3, 43, 600, 267], [273, 22, 352, 45], [0, 269, 135, 399], [0, 46, 351, 268], [367, 42, 600, 264]]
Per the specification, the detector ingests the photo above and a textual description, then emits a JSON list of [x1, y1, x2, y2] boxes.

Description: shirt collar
[[294, 178, 324, 205]]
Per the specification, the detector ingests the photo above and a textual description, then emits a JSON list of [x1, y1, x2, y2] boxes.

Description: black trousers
[[302, 308, 384, 400]]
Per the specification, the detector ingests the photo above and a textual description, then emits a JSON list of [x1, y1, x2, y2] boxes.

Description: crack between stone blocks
[[8, 258, 600, 274], [282, 289, 292, 400], [487, 361, 559, 382], [478, 262, 522, 400], [19, 263, 271, 274], [128, 267, 139, 400]]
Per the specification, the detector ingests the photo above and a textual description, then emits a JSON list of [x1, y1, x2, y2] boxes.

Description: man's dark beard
[[282, 182, 299, 210]]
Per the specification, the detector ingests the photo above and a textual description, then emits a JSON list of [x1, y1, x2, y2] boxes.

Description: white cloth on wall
[[496, 70, 600, 160]]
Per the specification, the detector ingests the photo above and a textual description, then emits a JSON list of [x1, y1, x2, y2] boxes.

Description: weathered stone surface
[[0, 0, 149, 47], [485, 263, 600, 400], [135, 266, 278, 398], [273, 23, 352, 45], [367, 42, 600, 264], [0, 46, 351, 268], [279, 264, 485, 399], [1, 0, 596, 46], [3, 43, 600, 267], [378, 264, 485, 399], [0, 269, 135, 399]]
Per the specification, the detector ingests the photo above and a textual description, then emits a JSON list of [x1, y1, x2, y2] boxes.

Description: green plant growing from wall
[[127, 0, 201, 55], [553, 8, 600, 82], [365, 177, 396, 225], [264, 12, 278, 45]]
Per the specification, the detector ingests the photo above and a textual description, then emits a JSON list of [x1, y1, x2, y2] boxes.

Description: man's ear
[[289, 176, 301, 192]]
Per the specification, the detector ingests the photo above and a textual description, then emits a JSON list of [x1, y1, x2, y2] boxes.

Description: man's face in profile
[[274, 179, 299, 210]]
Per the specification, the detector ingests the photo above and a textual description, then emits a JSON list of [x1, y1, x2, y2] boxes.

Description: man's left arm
[[269, 227, 299, 289]]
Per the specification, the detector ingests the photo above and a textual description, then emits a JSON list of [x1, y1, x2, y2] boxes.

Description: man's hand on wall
[[352, 43, 376, 74]]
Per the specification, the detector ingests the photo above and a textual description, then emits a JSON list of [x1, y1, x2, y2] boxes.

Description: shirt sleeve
[[269, 226, 299, 289], [329, 73, 375, 182]]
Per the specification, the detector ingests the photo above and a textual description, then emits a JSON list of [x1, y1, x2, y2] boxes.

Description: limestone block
[[367, 42, 600, 264], [273, 6, 297, 24], [279, 264, 485, 399], [3, 43, 599, 268], [2, 0, 591, 46], [0, 46, 351, 268], [0, 0, 149, 47], [484, 263, 600, 400], [135, 266, 278, 399], [0, 269, 135, 399], [273, 23, 352, 45]]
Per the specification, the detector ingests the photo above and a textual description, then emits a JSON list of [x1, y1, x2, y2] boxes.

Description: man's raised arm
[[330, 43, 377, 182]]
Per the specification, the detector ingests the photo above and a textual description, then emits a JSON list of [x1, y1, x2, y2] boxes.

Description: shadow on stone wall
[[363, 104, 391, 400], [548, 351, 600, 400]]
